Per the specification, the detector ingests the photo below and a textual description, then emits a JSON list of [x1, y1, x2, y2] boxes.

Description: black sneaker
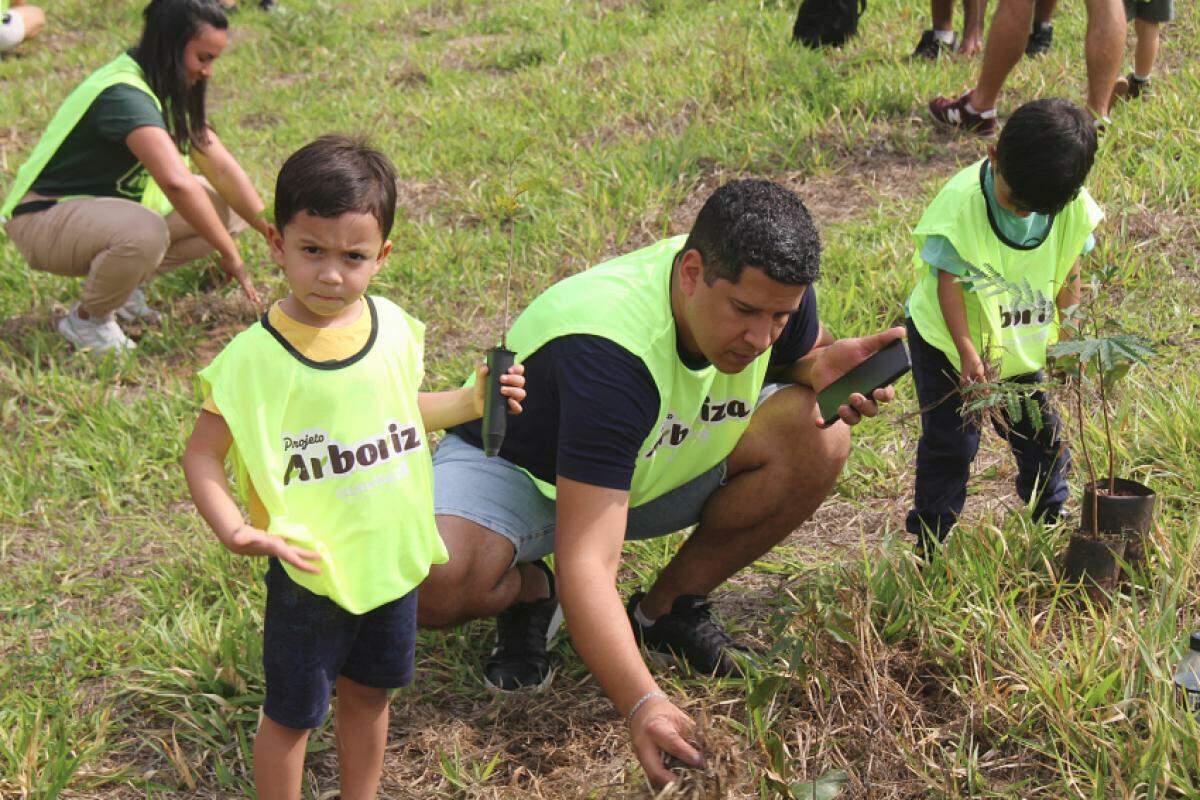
[[1112, 73, 1150, 103], [483, 560, 563, 692], [1025, 22, 1053, 57], [912, 29, 956, 59], [626, 592, 750, 678]]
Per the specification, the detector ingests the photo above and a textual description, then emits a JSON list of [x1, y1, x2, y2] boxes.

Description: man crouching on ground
[[420, 179, 904, 787]]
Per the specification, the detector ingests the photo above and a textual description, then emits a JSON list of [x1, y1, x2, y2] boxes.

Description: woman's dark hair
[[996, 98, 1097, 216], [132, 0, 228, 151], [275, 135, 398, 241], [682, 179, 821, 286]]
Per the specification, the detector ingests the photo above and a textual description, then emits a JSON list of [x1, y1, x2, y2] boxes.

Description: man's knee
[[419, 559, 478, 628], [418, 516, 516, 629], [762, 385, 851, 479]]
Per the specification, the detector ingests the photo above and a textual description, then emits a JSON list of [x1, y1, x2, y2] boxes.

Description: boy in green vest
[[181, 136, 526, 800], [905, 98, 1102, 556]]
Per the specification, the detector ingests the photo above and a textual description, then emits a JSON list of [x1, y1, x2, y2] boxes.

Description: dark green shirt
[[31, 83, 166, 201]]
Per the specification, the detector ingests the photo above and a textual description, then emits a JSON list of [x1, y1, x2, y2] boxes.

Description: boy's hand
[[959, 350, 987, 385], [471, 362, 527, 418], [224, 524, 321, 574]]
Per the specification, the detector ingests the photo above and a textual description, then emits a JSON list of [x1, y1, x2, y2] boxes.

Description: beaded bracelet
[[626, 690, 667, 727]]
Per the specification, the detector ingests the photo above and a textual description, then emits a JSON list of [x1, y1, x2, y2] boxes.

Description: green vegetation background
[[1, 0, 1197, 796]]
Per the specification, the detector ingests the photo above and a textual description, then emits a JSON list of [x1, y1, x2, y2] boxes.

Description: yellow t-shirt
[[201, 300, 374, 528]]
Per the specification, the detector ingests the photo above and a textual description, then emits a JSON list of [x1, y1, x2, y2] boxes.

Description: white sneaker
[[57, 305, 137, 355], [114, 286, 162, 325]]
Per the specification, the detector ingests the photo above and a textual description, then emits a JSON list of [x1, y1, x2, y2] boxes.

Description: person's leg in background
[[0, 2, 45, 53], [1113, 0, 1171, 101], [3, 195, 168, 352], [1083, 0, 1126, 120], [1025, 0, 1059, 56], [928, 0, 1033, 133], [913, 0, 959, 59]]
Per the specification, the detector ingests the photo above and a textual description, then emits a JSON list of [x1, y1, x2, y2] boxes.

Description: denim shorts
[[262, 559, 417, 730], [431, 383, 787, 563]]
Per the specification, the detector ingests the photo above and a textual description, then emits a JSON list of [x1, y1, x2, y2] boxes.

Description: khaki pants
[[2, 176, 248, 317]]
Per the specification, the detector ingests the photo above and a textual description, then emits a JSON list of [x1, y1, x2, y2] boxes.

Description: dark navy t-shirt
[[453, 285, 821, 491]]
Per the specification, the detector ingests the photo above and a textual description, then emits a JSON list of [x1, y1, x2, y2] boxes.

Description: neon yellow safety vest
[[496, 235, 771, 507], [198, 296, 448, 615], [1, 52, 181, 223], [907, 160, 1102, 379]]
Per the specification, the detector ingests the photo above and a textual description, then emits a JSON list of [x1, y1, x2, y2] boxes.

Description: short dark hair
[[133, 0, 228, 151], [274, 135, 398, 240], [996, 98, 1097, 216], [682, 179, 820, 286]]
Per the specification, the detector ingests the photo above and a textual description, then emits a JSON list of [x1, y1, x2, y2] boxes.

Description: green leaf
[[1101, 361, 1131, 390], [746, 676, 787, 710], [791, 768, 849, 800]]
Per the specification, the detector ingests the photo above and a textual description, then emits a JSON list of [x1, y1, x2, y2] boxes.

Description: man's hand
[[630, 696, 704, 789], [470, 362, 526, 418], [223, 524, 321, 573], [809, 326, 906, 427]]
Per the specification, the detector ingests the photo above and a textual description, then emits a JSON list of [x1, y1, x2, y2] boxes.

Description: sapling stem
[[1074, 374, 1099, 538], [1093, 316, 1116, 496]]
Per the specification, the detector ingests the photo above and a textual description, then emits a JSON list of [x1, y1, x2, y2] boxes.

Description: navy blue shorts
[[262, 558, 417, 730]]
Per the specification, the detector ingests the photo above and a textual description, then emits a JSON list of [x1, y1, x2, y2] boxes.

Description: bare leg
[[1083, 0, 1125, 117], [1033, 0, 1058, 24], [254, 717, 308, 800], [970, 0, 1035, 110], [932, 0, 955, 30], [418, 518, 548, 629], [640, 386, 851, 618], [9, 4, 45, 39], [335, 677, 390, 800], [1133, 18, 1160, 77]]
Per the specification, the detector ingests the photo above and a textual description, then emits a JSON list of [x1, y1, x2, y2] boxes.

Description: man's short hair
[[682, 179, 821, 286], [996, 98, 1097, 216], [274, 135, 398, 240]]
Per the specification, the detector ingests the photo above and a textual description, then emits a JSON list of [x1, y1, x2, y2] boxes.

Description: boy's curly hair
[[996, 99, 1097, 216]]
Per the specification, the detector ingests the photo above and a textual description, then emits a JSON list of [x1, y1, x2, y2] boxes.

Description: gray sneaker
[[115, 286, 161, 325], [58, 305, 137, 355]]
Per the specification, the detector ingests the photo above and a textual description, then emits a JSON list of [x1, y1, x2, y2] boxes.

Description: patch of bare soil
[[437, 33, 511, 71], [395, 176, 455, 224], [656, 135, 980, 253], [1113, 208, 1200, 282], [163, 290, 259, 375], [577, 101, 700, 153]]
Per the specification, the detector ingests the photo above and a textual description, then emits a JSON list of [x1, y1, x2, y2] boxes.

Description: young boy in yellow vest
[[904, 98, 1101, 556], [181, 135, 526, 800]]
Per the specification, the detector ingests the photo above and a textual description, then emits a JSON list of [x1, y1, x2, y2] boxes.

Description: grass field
[[2, 0, 1199, 797]]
